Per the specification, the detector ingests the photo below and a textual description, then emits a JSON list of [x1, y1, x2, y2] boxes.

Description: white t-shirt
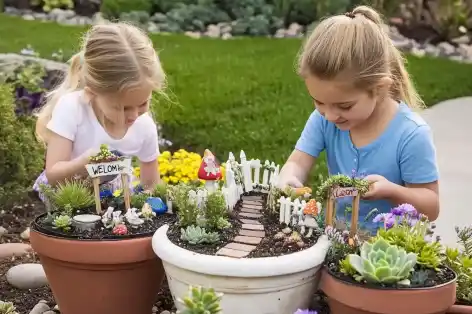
[[46, 90, 159, 162]]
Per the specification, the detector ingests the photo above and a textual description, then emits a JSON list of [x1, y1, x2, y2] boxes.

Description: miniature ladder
[[325, 186, 361, 237]]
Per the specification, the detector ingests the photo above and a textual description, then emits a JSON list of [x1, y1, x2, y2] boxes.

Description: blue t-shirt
[[295, 103, 439, 233]]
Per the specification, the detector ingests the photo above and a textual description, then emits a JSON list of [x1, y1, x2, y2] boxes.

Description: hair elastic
[[345, 11, 356, 19]]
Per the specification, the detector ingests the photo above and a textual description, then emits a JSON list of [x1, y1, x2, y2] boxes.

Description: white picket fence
[[278, 196, 319, 238], [222, 150, 280, 211]]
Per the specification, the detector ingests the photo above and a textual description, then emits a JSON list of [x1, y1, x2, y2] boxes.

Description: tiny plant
[[316, 174, 369, 205], [53, 215, 72, 232], [204, 190, 230, 230], [181, 226, 220, 245], [130, 193, 148, 209], [152, 182, 168, 202], [0, 301, 18, 314], [89, 144, 122, 163], [177, 286, 223, 314], [42, 179, 95, 213], [173, 183, 200, 227]]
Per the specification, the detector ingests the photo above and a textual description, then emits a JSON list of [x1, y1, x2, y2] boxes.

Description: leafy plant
[[0, 84, 44, 204], [181, 225, 220, 245], [174, 183, 200, 227], [89, 144, 122, 163], [0, 301, 18, 314], [31, 0, 74, 12], [41, 179, 95, 213], [348, 237, 418, 285], [316, 174, 369, 205], [204, 190, 229, 230], [177, 285, 223, 314], [152, 182, 168, 202], [130, 193, 148, 209], [100, 0, 153, 19], [52, 215, 72, 232]]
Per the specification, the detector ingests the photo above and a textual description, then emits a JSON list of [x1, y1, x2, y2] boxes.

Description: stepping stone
[[243, 203, 264, 209], [239, 218, 261, 225], [239, 212, 262, 219], [225, 242, 257, 252], [242, 224, 264, 231], [243, 200, 264, 205], [240, 207, 260, 214], [216, 247, 250, 258], [234, 236, 262, 245], [239, 229, 265, 237], [242, 195, 263, 201]]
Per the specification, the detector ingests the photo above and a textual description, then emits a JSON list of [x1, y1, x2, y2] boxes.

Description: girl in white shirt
[[33, 22, 166, 199]]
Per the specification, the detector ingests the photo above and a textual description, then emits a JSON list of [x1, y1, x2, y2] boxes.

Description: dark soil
[[33, 202, 178, 240], [167, 191, 321, 258], [326, 262, 456, 290]]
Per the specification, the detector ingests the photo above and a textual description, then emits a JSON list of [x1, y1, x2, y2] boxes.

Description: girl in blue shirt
[[277, 6, 439, 232]]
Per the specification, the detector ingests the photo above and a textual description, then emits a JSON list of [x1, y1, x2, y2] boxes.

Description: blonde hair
[[298, 5, 424, 109], [36, 21, 166, 143]]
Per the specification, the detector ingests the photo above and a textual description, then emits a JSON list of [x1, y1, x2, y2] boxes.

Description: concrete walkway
[[421, 97, 472, 248]]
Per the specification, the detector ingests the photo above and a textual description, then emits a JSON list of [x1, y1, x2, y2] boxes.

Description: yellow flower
[[133, 167, 141, 178], [113, 189, 122, 197]]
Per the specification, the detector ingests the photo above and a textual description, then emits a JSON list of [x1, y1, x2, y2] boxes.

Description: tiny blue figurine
[[99, 188, 113, 199], [146, 197, 167, 215]]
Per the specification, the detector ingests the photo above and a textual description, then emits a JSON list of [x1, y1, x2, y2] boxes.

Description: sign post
[[326, 186, 360, 237]]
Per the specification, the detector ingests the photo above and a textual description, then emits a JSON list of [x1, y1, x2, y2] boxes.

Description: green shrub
[[0, 84, 44, 204], [100, 0, 153, 19]]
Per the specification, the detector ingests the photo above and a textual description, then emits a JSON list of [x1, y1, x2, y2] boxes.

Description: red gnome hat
[[198, 149, 222, 181]]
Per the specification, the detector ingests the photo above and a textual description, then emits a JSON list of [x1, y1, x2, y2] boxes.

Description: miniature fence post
[[351, 193, 361, 237], [292, 198, 301, 225], [188, 190, 197, 205], [240, 150, 253, 192], [252, 159, 261, 186], [85, 157, 132, 214], [270, 164, 280, 186], [262, 160, 270, 186]]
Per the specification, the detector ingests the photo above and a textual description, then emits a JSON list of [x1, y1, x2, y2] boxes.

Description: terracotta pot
[[447, 304, 472, 314], [320, 268, 457, 314], [30, 225, 165, 314]]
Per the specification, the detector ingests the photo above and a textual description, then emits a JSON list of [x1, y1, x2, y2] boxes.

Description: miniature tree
[[198, 149, 222, 192], [85, 144, 132, 214]]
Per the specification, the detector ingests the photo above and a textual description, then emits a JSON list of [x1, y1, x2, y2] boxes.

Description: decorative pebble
[[0, 226, 7, 237], [160, 311, 171, 314], [42, 311, 56, 314], [28, 300, 49, 314], [0, 243, 31, 260], [20, 227, 30, 240], [282, 227, 292, 234], [6, 263, 48, 289]]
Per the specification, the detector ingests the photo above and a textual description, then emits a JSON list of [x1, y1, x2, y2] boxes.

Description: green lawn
[[1, 14, 472, 186]]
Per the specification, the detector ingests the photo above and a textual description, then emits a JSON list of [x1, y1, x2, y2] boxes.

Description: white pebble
[[20, 227, 30, 240], [6, 263, 48, 289], [0, 226, 7, 237], [28, 301, 49, 314]]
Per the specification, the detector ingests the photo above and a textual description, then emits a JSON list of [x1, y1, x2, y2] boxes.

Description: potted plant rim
[[445, 226, 472, 314], [320, 201, 457, 314], [152, 150, 331, 314], [30, 145, 176, 314]]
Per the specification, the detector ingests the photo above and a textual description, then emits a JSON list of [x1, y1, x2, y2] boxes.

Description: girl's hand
[[362, 174, 394, 200], [276, 176, 304, 190]]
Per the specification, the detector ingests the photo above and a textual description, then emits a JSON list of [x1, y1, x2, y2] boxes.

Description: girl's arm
[[278, 149, 316, 188], [139, 158, 160, 190], [45, 132, 89, 185]]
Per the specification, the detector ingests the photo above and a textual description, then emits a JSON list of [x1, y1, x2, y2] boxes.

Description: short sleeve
[[46, 94, 80, 141], [295, 110, 326, 157], [400, 125, 439, 184], [137, 117, 159, 163]]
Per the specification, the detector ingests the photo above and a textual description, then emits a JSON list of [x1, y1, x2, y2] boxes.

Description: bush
[[0, 84, 44, 204], [100, 0, 153, 19]]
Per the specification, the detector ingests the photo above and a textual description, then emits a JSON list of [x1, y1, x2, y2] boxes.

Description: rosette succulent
[[348, 237, 418, 286]]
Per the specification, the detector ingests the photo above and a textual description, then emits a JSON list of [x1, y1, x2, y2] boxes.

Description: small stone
[[0, 226, 7, 237], [28, 300, 50, 314], [6, 263, 48, 289], [243, 200, 263, 205], [221, 33, 232, 40], [184, 31, 201, 39], [22, 14, 34, 20], [225, 242, 256, 252], [243, 204, 263, 210], [233, 236, 262, 245], [242, 195, 263, 201], [152, 306, 158, 313], [43, 311, 56, 314], [240, 207, 260, 214], [239, 218, 261, 225], [54, 305, 59, 310], [274, 232, 285, 240], [239, 229, 265, 237], [274, 28, 286, 38], [239, 212, 262, 219], [216, 247, 249, 258], [160, 311, 170, 314], [282, 227, 292, 234], [296, 241, 306, 248], [242, 224, 264, 231], [0, 243, 31, 260], [20, 227, 30, 240], [206, 24, 221, 38]]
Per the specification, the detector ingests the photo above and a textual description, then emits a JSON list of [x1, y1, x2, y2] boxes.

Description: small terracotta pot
[[447, 305, 472, 314], [30, 227, 165, 314], [320, 268, 457, 314]]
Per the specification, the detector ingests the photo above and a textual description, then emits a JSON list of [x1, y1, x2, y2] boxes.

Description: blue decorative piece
[[100, 188, 113, 199], [146, 197, 167, 215]]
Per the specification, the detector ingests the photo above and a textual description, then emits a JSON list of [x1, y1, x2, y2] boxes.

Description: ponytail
[[35, 52, 83, 144]]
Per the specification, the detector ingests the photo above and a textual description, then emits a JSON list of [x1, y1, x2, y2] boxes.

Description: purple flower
[[373, 212, 396, 229], [392, 203, 418, 217], [294, 310, 317, 314]]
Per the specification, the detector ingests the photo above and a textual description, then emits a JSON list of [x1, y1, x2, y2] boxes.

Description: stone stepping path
[[216, 195, 265, 258]]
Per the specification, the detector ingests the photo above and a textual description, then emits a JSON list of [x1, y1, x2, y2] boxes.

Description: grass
[[1, 14, 472, 187]]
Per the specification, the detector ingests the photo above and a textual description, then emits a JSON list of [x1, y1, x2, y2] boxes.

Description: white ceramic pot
[[152, 225, 331, 314]]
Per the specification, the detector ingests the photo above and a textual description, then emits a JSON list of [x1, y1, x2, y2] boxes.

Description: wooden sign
[[86, 158, 132, 214], [325, 186, 361, 237]]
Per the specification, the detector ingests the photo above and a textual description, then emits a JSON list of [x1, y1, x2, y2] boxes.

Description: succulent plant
[[0, 301, 18, 314], [181, 226, 220, 245], [348, 237, 418, 286], [177, 286, 223, 314], [52, 215, 72, 232]]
